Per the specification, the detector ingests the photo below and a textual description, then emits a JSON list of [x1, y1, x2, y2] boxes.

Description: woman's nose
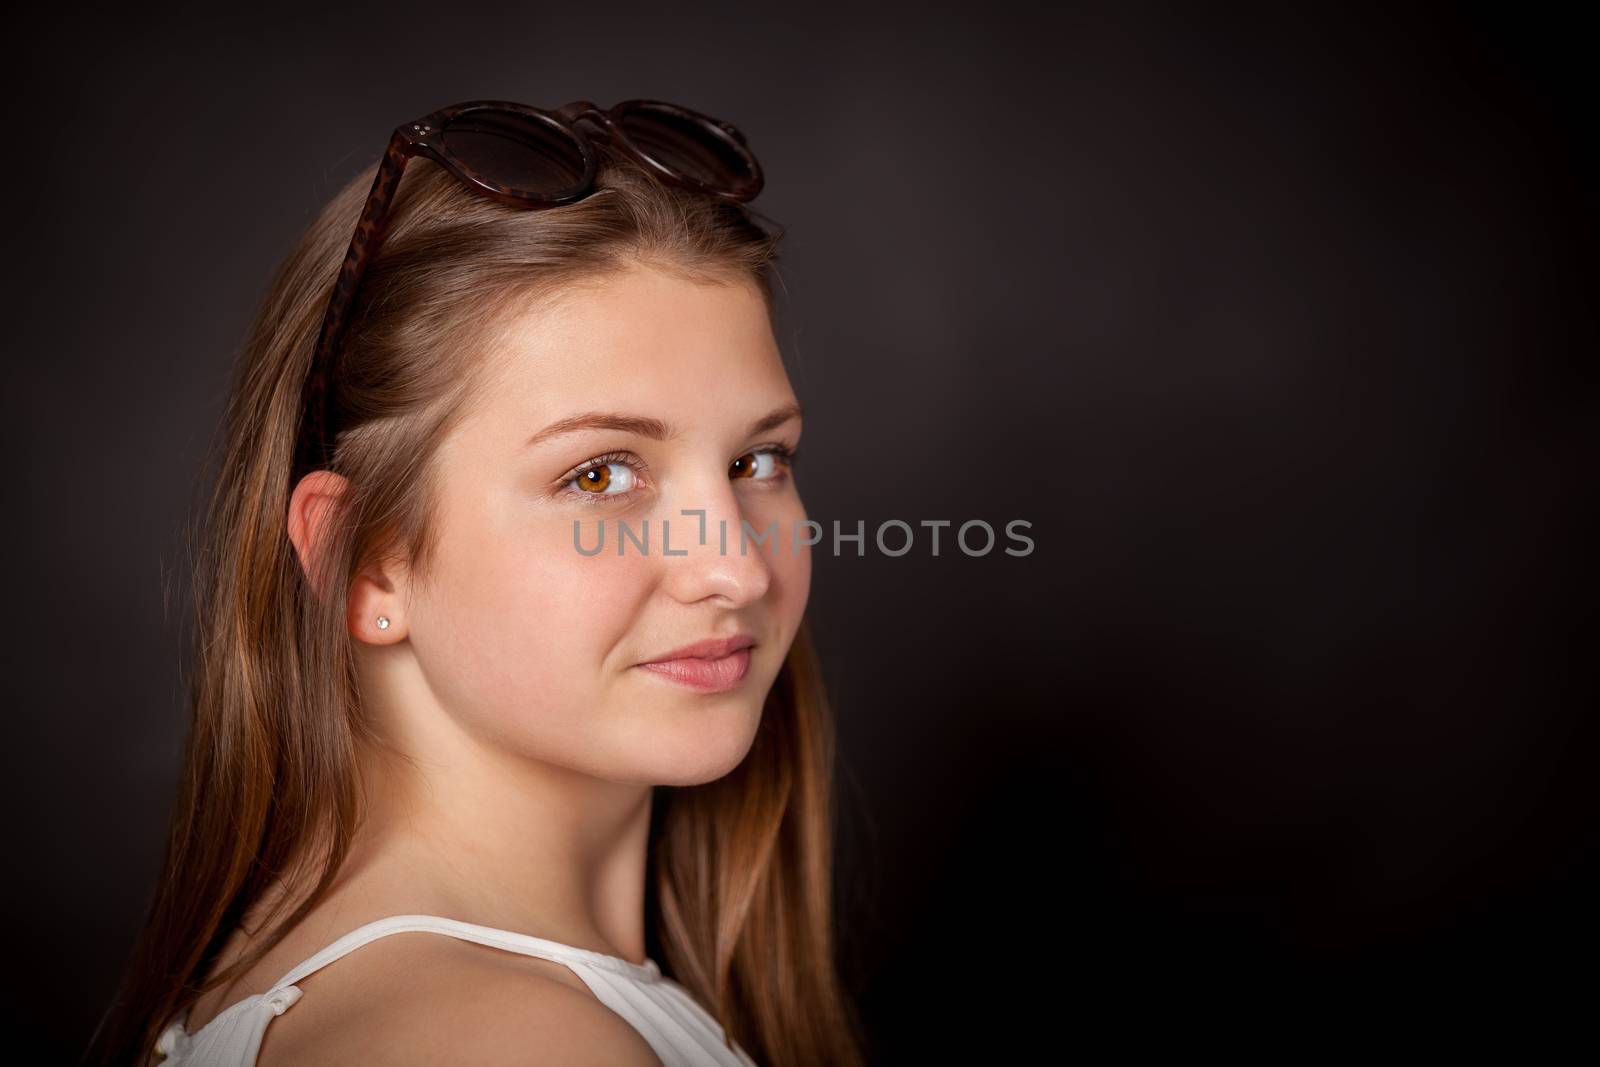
[[655, 483, 774, 608]]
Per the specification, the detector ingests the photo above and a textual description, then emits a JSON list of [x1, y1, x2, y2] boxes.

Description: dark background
[[8, 1, 1592, 1060]]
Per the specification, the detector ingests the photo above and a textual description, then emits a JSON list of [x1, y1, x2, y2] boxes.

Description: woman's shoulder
[[255, 926, 664, 1066]]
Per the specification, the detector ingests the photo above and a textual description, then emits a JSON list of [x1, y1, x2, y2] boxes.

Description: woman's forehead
[[490, 266, 776, 382], [466, 267, 791, 447]]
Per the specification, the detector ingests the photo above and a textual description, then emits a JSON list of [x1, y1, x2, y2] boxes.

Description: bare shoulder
[[257, 931, 663, 1067]]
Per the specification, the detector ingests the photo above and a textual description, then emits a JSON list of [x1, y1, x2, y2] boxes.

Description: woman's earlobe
[[346, 550, 408, 642]]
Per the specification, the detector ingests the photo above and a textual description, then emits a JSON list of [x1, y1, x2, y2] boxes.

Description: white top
[[152, 914, 760, 1067]]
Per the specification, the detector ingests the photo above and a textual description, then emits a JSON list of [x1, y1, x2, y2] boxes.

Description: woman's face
[[394, 263, 810, 785]]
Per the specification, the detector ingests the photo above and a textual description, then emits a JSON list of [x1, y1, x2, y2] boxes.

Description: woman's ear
[[287, 470, 412, 644]]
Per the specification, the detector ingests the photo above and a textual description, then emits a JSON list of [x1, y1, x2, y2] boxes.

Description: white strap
[[265, 913, 659, 993]]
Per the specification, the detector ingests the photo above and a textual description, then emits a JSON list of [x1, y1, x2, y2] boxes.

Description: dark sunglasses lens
[[616, 105, 755, 189], [440, 110, 586, 195]]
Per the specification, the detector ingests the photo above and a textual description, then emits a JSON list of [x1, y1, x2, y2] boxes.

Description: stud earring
[[376, 616, 390, 630]]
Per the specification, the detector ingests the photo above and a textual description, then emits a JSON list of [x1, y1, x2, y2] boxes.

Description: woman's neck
[[337, 730, 656, 964]]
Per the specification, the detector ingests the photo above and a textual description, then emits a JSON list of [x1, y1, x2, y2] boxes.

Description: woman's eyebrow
[[524, 403, 802, 450]]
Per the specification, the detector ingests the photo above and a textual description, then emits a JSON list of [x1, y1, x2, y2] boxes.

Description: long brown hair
[[85, 133, 868, 1067]]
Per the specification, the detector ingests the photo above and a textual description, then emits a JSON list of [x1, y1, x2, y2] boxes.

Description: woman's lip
[[640, 634, 756, 663], [635, 648, 752, 693]]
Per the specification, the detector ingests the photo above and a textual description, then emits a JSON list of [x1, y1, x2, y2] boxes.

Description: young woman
[[85, 99, 867, 1067]]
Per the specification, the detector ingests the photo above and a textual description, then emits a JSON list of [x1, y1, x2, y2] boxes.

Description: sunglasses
[[293, 98, 765, 479]]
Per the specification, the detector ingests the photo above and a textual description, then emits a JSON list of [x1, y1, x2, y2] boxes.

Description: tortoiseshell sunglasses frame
[[293, 98, 763, 480]]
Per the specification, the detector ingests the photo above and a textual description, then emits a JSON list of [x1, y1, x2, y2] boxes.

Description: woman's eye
[[569, 460, 637, 497], [731, 447, 792, 480]]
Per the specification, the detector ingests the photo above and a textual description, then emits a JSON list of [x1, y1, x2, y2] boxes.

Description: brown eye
[[568, 461, 637, 497], [561, 453, 642, 504], [730, 447, 789, 480]]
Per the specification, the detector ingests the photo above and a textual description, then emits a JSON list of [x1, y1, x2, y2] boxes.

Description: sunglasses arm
[[297, 128, 417, 476]]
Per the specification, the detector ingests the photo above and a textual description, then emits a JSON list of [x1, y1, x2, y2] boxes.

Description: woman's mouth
[[634, 647, 753, 693]]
